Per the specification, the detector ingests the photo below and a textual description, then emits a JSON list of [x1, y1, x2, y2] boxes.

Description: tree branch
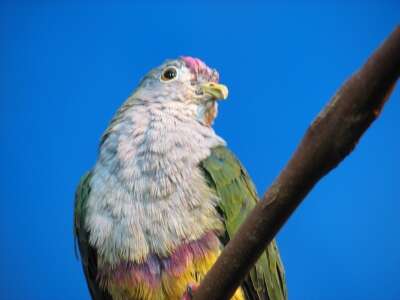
[[193, 26, 400, 300]]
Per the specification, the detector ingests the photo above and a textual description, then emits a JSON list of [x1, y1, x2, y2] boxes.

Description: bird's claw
[[181, 283, 199, 300]]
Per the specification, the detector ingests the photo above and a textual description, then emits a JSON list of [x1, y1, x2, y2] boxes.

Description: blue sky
[[1, 1, 399, 299]]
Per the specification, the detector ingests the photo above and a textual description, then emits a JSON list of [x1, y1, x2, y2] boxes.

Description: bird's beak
[[201, 82, 229, 100]]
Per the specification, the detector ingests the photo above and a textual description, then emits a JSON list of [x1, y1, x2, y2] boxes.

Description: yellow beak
[[201, 82, 229, 100]]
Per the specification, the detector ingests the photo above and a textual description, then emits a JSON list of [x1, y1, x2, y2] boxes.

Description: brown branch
[[193, 26, 400, 300]]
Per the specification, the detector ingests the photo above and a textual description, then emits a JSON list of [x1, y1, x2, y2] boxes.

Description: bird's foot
[[181, 283, 199, 300]]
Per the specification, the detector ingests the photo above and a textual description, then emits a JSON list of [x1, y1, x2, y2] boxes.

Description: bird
[[74, 56, 287, 300]]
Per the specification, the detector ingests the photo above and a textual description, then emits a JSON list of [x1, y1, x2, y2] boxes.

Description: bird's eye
[[161, 67, 178, 81]]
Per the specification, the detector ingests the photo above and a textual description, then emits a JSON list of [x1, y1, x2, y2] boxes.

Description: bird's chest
[[85, 104, 229, 298], [88, 149, 223, 261], [89, 150, 226, 299], [86, 106, 226, 263]]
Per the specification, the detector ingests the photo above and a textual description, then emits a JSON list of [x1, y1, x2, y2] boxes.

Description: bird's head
[[132, 56, 228, 126]]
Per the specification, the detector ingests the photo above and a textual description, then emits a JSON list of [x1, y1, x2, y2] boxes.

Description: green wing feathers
[[200, 146, 288, 300], [74, 172, 92, 252], [74, 172, 112, 300]]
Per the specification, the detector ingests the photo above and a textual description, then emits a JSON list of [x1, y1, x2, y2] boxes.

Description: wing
[[200, 146, 288, 300], [74, 172, 113, 300]]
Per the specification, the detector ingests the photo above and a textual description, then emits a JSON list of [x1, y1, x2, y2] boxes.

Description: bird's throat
[[202, 101, 218, 126]]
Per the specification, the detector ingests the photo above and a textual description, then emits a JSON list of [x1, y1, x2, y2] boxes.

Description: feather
[[74, 172, 113, 300], [200, 146, 288, 300]]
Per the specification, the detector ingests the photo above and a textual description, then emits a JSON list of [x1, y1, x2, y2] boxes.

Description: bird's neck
[[99, 99, 225, 178]]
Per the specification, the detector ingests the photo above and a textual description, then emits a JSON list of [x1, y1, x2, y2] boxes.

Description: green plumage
[[200, 146, 287, 300]]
